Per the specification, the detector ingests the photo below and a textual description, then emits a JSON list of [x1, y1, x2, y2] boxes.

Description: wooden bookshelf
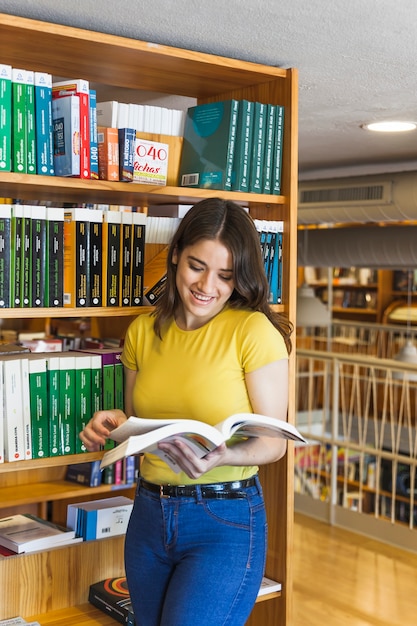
[[0, 12, 298, 626]]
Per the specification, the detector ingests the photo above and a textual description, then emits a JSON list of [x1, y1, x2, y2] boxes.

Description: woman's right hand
[[79, 409, 128, 452]]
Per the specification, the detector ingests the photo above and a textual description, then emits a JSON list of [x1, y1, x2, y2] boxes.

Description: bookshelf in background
[[0, 12, 297, 626]]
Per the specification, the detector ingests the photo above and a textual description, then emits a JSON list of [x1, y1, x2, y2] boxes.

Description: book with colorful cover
[[89, 88, 99, 179], [179, 99, 239, 190], [118, 127, 135, 182], [52, 79, 90, 178], [52, 94, 80, 176], [98, 126, 119, 181], [133, 135, 169, 185], [0, 64, 12, 173], [88, 577, 135, 626]]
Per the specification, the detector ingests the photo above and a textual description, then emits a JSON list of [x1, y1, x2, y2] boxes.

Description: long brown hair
[[153, 198, 292, 353]]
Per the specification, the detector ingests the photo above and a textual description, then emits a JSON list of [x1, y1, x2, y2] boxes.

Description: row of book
[[67, 495, 133, 541], [178, 99, 285, 194], [254, 219, 284, 305], [0, 204, 146, 309], [0, 65, 177, 183], [66, 457, 140, 488], [0, 348, 123, 463]]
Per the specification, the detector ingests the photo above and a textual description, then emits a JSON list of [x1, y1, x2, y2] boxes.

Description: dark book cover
[[0, 205, 12, 308], [21, 205, 32, 307], [31, 206, 47, 307], [66, 460, 102, 487], [120, 213, 133, 306], [118, 127, 135, 182], [90, 210, 103, 306], [89, 577, 135, 625], [46, 207, 64, 307], [11, 204, 23, 306], [131, 215, 146, 306], [103, 211, 121, 307]]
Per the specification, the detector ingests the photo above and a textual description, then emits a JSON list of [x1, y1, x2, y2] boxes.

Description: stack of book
[[0, 513, 82, 554], [66, 496, 133, 541], [178, 99, 284, 194]]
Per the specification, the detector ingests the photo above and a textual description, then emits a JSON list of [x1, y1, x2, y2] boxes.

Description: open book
[[100, 413, 307, 472]]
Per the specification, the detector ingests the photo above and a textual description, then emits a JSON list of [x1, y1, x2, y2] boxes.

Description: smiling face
[[172, 238, 235, 330]]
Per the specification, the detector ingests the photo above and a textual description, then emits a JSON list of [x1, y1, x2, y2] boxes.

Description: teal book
[[25, 70, 36, 174], [0, 205, 12, 308], [34, 71, 54, 176], [179, 99, 239, 190], [271, 105, 285, 195], [249, 102, 267, 193], [231, 99, 254, 192], [263, 104, 276, 194]]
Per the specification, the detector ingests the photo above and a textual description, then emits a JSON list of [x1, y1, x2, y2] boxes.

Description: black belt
[[139, 476, 257, 499]]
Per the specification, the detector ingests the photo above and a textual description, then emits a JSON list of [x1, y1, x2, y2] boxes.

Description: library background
[[1, 6, 417, 626]]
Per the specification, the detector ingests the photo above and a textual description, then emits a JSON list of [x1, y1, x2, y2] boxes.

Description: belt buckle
[[160, 485, 170, 498]]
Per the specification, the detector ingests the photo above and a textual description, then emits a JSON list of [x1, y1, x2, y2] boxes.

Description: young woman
[[79, 198, 292, 626]]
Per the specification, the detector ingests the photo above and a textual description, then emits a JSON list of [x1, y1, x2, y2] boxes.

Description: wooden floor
[[293, 513, 417, 626]]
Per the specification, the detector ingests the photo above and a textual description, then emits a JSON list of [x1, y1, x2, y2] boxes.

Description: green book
[[46, 355, 60, 456], [0, 205, 12, 308], [231, 99, 254, 192], [28, 355, 49, 459], [0, 64, 12, 173], [263, 104, 276, 194], [25, 70, 36, 174], [90, 353, 103, 413], [179, 99, 239, 190], [12, 68, 27, 173], [271, 106, 285, 195], [114, 351, 124, 411], [249, 102, 267, 193], [58, 353, 76, 455], [74, 354, 92, 453]]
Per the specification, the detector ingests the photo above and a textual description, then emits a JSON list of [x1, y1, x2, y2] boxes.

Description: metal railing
[[295, 323, 417, 552]]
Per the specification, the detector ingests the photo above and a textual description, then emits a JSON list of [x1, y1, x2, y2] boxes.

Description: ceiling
[[2, 0, 417, 182]]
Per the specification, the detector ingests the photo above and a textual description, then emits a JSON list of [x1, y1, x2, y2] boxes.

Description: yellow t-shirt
[[121, 306, 288, 485]]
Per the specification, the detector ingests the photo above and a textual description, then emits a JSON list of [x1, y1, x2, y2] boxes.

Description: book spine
[[75, 208, 91, 307], [31, 205, 47, 307], [20, 357, 33, 459], [89, 209, 103, 306], [25, 70, 36, 174], [46, 356, 60, 456], [2, 358, 25, 462], [11, 68, 27, 173], [74, 354, 92, 453], [98, 126, 119, 181], [90, 354, 103, 413], [249, 101, 267, 193], [103, 211, 121, 307], [89, 89, 99, 179], [11, 205, 23, 307], [0, 205, 12, 308], [133, 135, 169, 186], [231, 99, 254, 192], [29, 356, 49, 459], [118, 127, 135, 181], [0, 64, 12, 173], [114, 352, 124, 411], [46, 207, 64, 307], [272, 105, 285, 195], [58, 355, 76, 455], [34, 71, 54, 176], [224, 99, 239, 191], [263, 104, 276, 194], [21, 205, 32, 307], [120, 212, 133, 306], [131, 213, 146, 306], [52, 95, 80, 177]]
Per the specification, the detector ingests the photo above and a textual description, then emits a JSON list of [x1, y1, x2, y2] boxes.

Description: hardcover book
[[272, 105, 285, 195], [231, 99, 254, 192], [88, 577, 135, 626], [249, 101, 267, 193], [52, 94, 80, 177], [179, 99, 239, 190], [100, 413, 307, 472], [65, 460, 102, 487]]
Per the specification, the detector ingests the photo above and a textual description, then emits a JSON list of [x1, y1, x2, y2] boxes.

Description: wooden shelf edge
[[0, 452, 103, 473], [0, 305, 152, 319]]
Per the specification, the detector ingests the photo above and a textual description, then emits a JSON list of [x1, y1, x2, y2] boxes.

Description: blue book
[[118, 127, 135, 181], [179, 99, 239, 190], [249, 102, 267, 193], [263, 104, 276, 194], [34, 72, 54, 176], [232, 99, 254, 192]]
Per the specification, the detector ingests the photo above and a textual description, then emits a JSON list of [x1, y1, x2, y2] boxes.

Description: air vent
[[299, 182, 392, 207]]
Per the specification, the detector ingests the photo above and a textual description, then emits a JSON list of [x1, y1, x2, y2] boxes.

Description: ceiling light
[[362, 121, 416, 132]]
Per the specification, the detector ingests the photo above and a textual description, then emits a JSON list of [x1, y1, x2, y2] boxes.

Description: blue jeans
[[124, 475, 267, 626]]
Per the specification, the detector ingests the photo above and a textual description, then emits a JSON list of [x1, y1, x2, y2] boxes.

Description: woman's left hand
[[157, 440, 228, 479]]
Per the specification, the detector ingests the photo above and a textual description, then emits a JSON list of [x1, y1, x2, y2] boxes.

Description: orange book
[[98, 126, 119, 181]]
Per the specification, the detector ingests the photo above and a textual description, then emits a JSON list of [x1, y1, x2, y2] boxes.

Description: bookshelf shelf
[[0, 12, 298, 626]]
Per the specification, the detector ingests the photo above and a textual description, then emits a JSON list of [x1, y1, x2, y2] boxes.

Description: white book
[[116, 101, 129, 128], [257, 576, 282, 597], [100, 412, 307, 472], [20, 357, 33, 459], [2, 358, 25, 462], [96, 100, 118, 128], [0, 513, 78, 553], [67, 496, 133, 540]]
